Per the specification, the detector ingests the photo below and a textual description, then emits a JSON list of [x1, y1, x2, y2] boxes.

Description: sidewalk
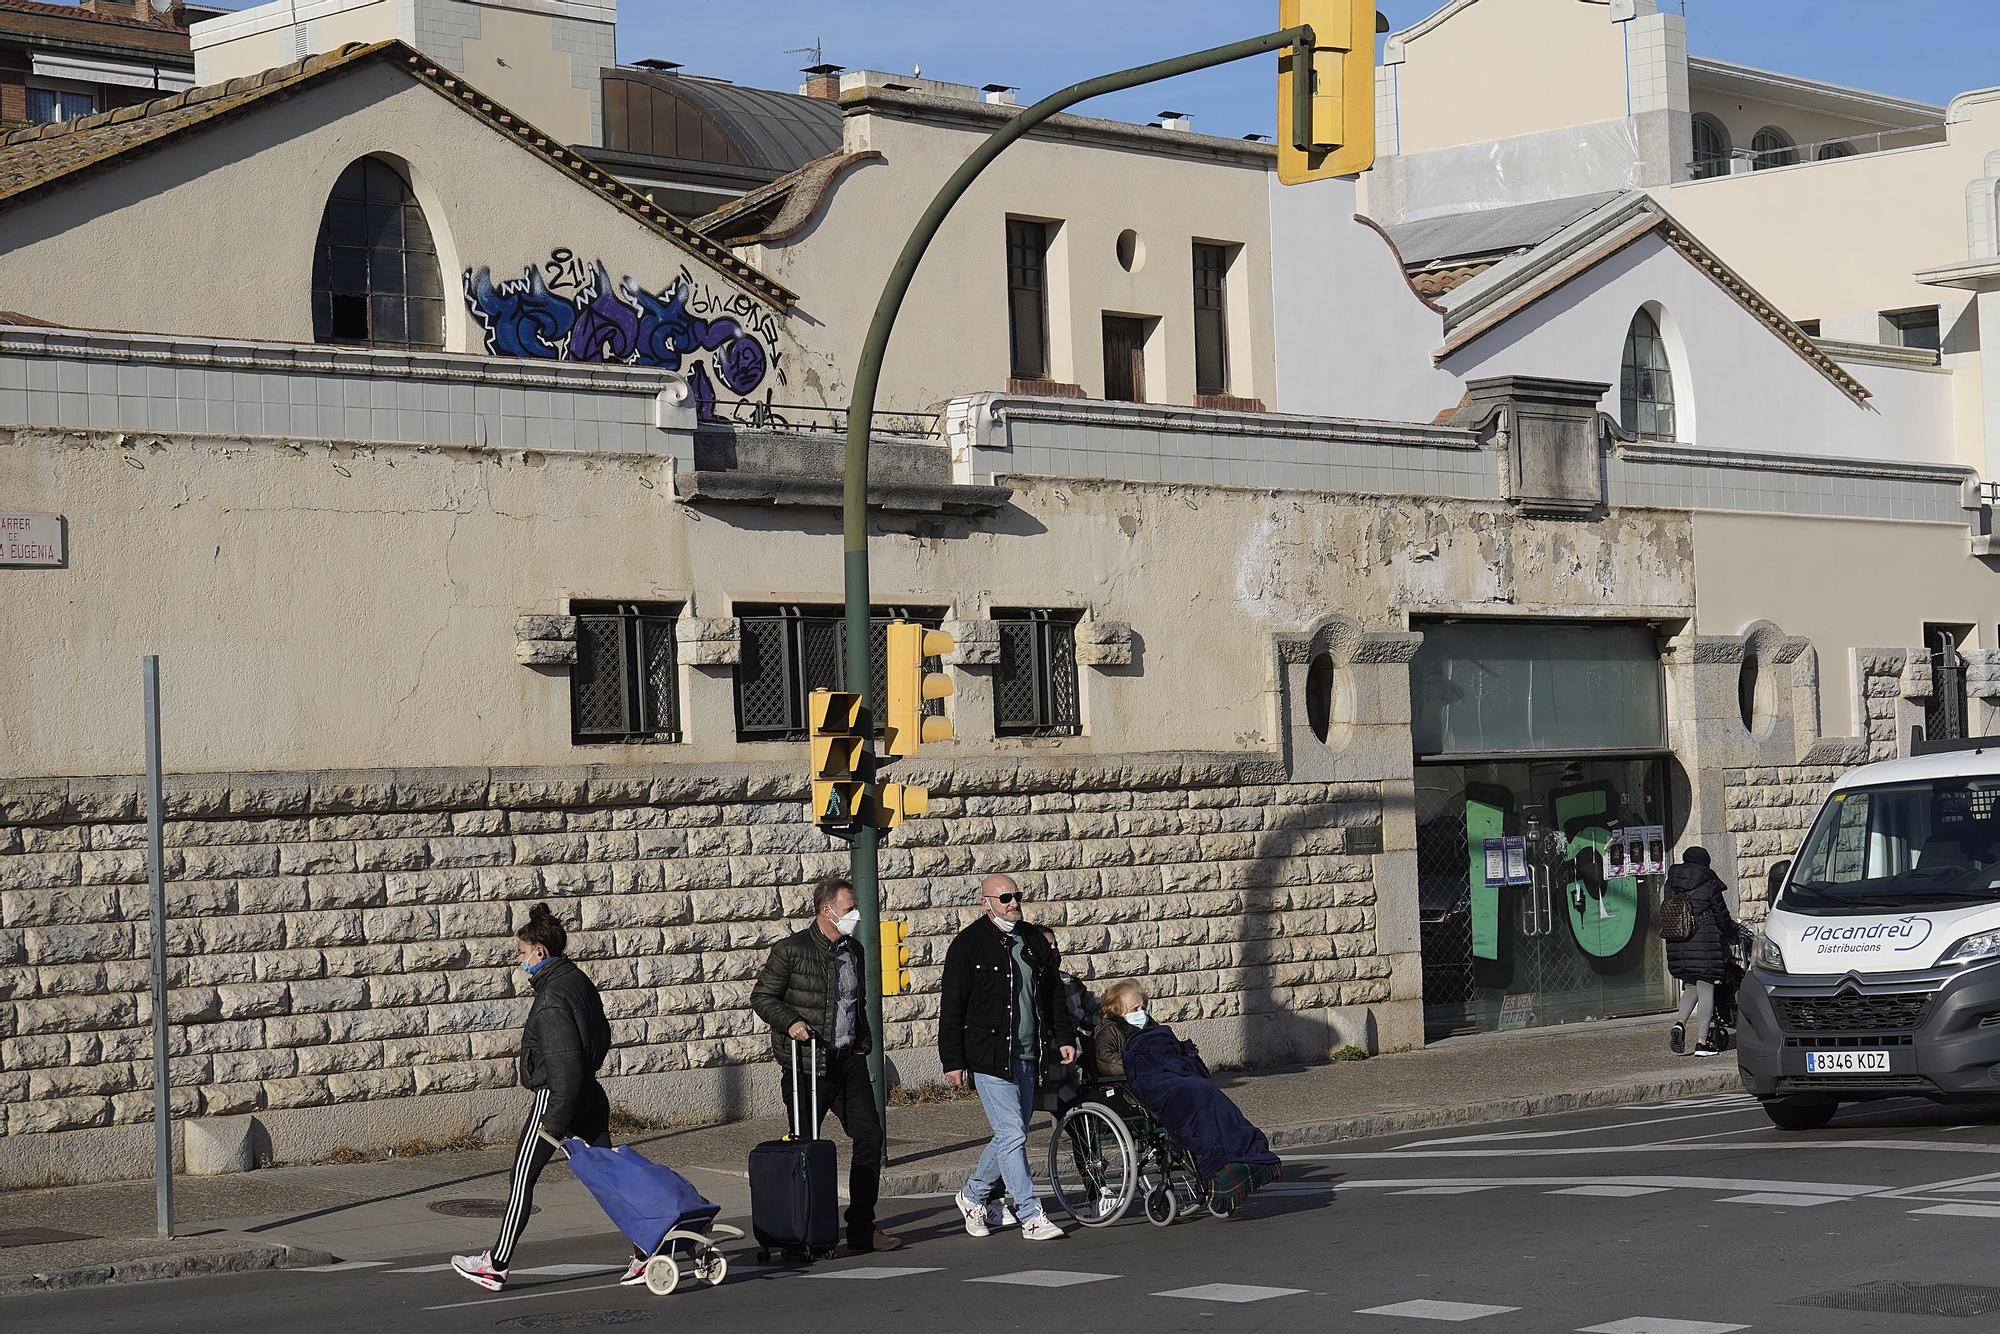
[[0, 1018, 1736, 1294]]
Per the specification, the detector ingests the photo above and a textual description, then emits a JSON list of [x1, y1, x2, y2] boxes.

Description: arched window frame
[[1691, 114, 1731, 179], [1751, 126, 1798, 170], [1815, 140, 1854, 162], [311, 155, 446, 352], [1620, 307, 1678, 443]]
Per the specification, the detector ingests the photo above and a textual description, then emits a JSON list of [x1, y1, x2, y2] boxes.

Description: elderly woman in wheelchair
[[1046, 981, 1280, 1227]]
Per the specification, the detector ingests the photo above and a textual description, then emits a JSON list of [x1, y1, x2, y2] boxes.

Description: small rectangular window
[[1192, 242, 1232, 396], [571, 603, 681, 743], [735, 604, 947, 741], [993, 610, 1082, 737], [1102, 315, 1149, 403], [26, 87, 95, 124], [1006, 219, 1052, 380], [1795, 319, 1820, 338], [1883, 307, 1941, 352]]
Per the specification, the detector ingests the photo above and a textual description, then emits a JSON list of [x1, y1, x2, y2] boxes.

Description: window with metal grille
[[993, 610, 1081, 737], [1619, 308, 1676, 441], [735, 604, 947, 741], [570, 603, 681, 743], [1006, 218, 1052, 379], [1924, 624, 1970, 743], [311, 156, 445, 351], [1192, 241, 1232, 396], [1690, 115, 1730, 180], [26, 87, 95, 124], [1751, 126, 1797, 169]]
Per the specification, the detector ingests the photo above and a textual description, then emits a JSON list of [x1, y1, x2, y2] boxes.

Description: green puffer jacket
[[750, 924, 872, 1074]]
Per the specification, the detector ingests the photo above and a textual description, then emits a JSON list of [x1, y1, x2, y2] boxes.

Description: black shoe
[[1693, 1042, 1720, 1058], [1669, 1022, 1685, 1056], [848, 1229, 902, 1254]]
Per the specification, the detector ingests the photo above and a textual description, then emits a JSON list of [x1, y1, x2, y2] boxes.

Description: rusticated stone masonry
[[0, 755, 1385, 1158]]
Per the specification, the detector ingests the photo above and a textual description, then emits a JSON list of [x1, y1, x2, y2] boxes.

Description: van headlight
[[1942, 928, 2000, 965], [1757, 930, 1787, 973]]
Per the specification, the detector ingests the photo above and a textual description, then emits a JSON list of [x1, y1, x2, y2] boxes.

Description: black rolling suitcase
[[749, 1038, 840, 1262]]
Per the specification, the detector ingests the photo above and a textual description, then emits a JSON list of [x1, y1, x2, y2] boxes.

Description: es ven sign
[[1, 512, 65, 567]]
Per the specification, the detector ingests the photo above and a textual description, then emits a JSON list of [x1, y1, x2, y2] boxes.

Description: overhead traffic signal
[[880, 918, 911, 996], [883, 622, 955, 759], [1277, 0, 1380, 184], [807, 688, 865, 826]]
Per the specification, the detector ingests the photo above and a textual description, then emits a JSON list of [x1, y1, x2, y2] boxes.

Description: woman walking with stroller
[[1662, 847, 1738, 1059], [454, 904, 643, 1291]]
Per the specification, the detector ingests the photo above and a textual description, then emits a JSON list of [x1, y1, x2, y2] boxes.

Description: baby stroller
[[539, 1130, 742, 1296], [1706, 923, 1755, 1052]]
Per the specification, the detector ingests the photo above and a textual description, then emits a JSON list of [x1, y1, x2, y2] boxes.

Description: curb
[[0, 1242, 337, 1296], [878, 1067, 1744, 1196]]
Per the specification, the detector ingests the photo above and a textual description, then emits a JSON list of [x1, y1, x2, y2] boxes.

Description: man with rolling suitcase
[[749, 876, 901, 1255]]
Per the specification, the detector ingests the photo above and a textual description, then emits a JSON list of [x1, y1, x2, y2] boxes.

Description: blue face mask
[[1126, 1008, 1150, 1028], [521, 954, 549, 976]]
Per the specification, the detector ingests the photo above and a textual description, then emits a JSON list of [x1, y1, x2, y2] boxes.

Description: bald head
[[979, 873, 1024, 926]]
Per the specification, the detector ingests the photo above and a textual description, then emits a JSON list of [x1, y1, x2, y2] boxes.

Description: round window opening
[[1115, 228, 1144, 273], [1306, 653, 1335, 744]]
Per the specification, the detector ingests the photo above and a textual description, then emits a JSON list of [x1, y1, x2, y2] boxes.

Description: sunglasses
[[987, 892, 1023, 905]]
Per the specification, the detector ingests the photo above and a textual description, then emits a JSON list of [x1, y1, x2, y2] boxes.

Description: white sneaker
[[954, 1190, 991, 1238], [450, 1251, 507, 1291], [1019, 1214, 1064, 1241], [986, 1200, 1018, 1229]]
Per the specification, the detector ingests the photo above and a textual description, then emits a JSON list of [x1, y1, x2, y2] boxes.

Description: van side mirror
[[1767, 859, 1791, 900]]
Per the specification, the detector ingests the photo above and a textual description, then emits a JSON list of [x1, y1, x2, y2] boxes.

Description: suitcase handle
[[789, 1036, 819, 1142], [535, 1128, 571, 1160]]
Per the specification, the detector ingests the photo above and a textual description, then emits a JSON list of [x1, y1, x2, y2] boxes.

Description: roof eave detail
[[1687, 56, 1945, 126]]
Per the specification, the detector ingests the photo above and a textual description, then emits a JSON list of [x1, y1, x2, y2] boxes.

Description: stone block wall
[[1720, 754, 1860, 923], [0, 755, 1387, 1185]]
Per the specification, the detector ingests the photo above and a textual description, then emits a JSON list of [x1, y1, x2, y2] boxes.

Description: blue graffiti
[[463, 255, 776, 420]]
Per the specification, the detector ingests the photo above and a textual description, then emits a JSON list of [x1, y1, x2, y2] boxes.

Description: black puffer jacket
[[750, 924, 871, 1075], [938, 917, 1077, 1080], [518, 956, 613, 1135], [1663, 863, 1737, 983]]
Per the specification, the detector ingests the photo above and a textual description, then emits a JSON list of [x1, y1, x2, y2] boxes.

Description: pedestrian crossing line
[[1154, 1283, 1308, 1304], [1579, 1321, 1748, 1334], [1394, 1186, 1499, 1196], [968, 1269, 1119, 1287], [390, 1263, 456, 1273], [291, 1260, 390, 1273], [1357, 1299, 1520, 1321], [1548, 1185, 1669, 1198], [799, 1266, 944, 1280], [1717, 1192, 1842, 1207], [1909, 1203, 2000, 1218]]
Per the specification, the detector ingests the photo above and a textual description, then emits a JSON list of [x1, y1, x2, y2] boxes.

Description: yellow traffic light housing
[[884, 622, 956, 758], [808, 688, 865, 827], [880, 918, 912, 996], [874, 781, 930, 829], [1277, 0, 1380, 184]]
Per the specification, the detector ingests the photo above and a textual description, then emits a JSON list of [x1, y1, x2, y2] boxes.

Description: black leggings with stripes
[[491, 1080, 614, 1269]]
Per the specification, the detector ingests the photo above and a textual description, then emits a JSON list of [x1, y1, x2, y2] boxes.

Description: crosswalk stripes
[[798, 1266, 943, 1280], [1578, 1321, 1748, 1334], [1394, 1185, 1498, 1195], [1548, 1185, 1669, 1198], [1153, 1283, 1308, 1303], [1910, 1202, 2000, 1218], [1356, 1299, 1521, 1321], [1717, 1192, 1841, 1207], [290, 1260, 389, 1273], [968, 1269, 1119, 1287]]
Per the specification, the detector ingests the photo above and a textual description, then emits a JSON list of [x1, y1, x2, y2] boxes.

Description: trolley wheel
[[1207, 1198, 1233, 1219], [643, 1256, 680, 1296], [696, 1248, 728, 1287], [1144, 1185, 1176, 1227]]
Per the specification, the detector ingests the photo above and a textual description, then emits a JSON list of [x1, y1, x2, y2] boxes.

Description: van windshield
[[1785, 777, 2000, 910]]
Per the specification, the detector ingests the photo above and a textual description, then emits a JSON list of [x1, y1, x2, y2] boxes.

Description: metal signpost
[[142, 655, 174, 1238]]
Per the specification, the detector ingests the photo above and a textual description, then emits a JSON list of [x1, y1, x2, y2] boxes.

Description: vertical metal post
[[840, 26, 1315, 1129], [142, 655, 173, 1238]]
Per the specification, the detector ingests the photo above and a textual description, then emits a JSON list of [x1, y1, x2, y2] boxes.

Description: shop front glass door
[[1418, 758, 1675, 1039]]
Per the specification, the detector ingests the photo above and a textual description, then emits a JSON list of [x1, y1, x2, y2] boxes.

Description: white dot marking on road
[[969, 1269, 1120, 1287], [1909, 1203, 2000, 1218], [1578, 1320, 1749, 1334], [799, 1265, 944, 1279], [1716, 1192, 1842, 1207], [1356, 1298, 1522, 1321], [1548, 1185, 1670, 1198], [1394, 1186, 1500, 1195], [1155, 1282, 1309, 1303]]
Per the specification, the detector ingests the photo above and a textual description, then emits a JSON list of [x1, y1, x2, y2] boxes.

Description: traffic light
[[883, 622, 955, 758], [880, 918, 911, 996], [1277, 0, 1380, 184], [874, 781, 930, 829], [807, 688, 865, 826]]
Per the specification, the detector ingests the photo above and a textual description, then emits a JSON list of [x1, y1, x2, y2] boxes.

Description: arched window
[[1691, 114, 1731, 179], [1751, 127, 1797, 170], [311, 156, 444, 351], [1620, 308, 1676, 441], [1815, 140, 1854, 161]]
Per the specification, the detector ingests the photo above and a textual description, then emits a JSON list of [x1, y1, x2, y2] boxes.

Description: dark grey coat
[[1664, 863, 1736, 984]]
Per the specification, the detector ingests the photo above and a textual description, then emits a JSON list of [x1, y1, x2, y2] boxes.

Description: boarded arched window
[[1751, 127, 1797, 169], [1620, 308, 1676, 441], [1691, 115, 1731, 179], [311, 156, 445, 350]]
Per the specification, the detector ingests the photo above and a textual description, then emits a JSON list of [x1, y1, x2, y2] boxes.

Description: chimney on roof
[[800, 62, 845, 100], [82, 0, 176, 23], [632, 58, 683, 73], [981, 83, 1019, 107], [1157, 110, 1190, 132]]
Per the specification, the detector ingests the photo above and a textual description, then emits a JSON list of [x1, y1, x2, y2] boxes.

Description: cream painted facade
[[192, 0, 616, 148], [729, 86, 1277, 416]]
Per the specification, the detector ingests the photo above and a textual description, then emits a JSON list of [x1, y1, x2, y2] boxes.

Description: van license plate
[[1807, 1051, 1890, 1074]]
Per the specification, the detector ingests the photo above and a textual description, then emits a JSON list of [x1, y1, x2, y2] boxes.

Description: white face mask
[[834, 908, 861, 937], [1126, 1008, 1150, 1028], [991, 914, 1017, 933]]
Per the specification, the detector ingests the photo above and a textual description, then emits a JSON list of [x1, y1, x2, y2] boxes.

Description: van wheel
[[1761, 1097, 1837, 1131]]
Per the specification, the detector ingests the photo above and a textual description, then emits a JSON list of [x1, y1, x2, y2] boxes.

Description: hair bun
[[529, 903, 553, 922]]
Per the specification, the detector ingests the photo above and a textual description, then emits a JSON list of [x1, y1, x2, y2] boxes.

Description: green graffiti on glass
[[1556, 785, 1639, 958], [1467, 793, 1505, 961]]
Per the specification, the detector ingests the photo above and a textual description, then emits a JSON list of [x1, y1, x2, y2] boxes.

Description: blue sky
[[633, 1, 1996, 136]]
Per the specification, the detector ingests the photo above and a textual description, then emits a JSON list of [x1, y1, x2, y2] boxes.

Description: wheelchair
[[1045, 1074, 1223, 1228]]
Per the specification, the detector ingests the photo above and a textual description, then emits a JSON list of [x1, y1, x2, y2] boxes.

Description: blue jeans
[[965, 1059, 1042, 1221]]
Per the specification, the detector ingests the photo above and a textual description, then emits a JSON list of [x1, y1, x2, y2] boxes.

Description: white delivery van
[[1741, 740, 2000, 1129]]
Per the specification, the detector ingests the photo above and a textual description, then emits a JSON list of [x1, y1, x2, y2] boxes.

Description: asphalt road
[[19, 1089, 2000, 1332]]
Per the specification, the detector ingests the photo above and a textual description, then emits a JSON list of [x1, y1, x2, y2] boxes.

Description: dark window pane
[[409, 300, 445, 347], [993, 612, 1081, 737], [1006, 218, 1051, 380], [371, 296, 406, 344], [312, 155, 443, 351], [328, 245, 367, 290], [326, 201, 367, 243], [330, 161, 370, 202], [572, 615, 631, 736], [736, 616, 795, 736], [364, 203, 405, 248], [1193, 242, 1230, 396], [329, 293, 369, 341], [638, 616, 679, 737]]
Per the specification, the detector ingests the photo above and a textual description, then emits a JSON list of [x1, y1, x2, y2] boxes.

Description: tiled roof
[[1409, 262, 1494, 299], [695, 149, 880, 245], [0, 0, 182, 32], [0, 39, 794, 307]]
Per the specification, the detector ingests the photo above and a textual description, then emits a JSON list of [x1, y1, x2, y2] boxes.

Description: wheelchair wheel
[[1143, 1183, 1176, 1227], [1047, 1100, 1138, 1227]]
